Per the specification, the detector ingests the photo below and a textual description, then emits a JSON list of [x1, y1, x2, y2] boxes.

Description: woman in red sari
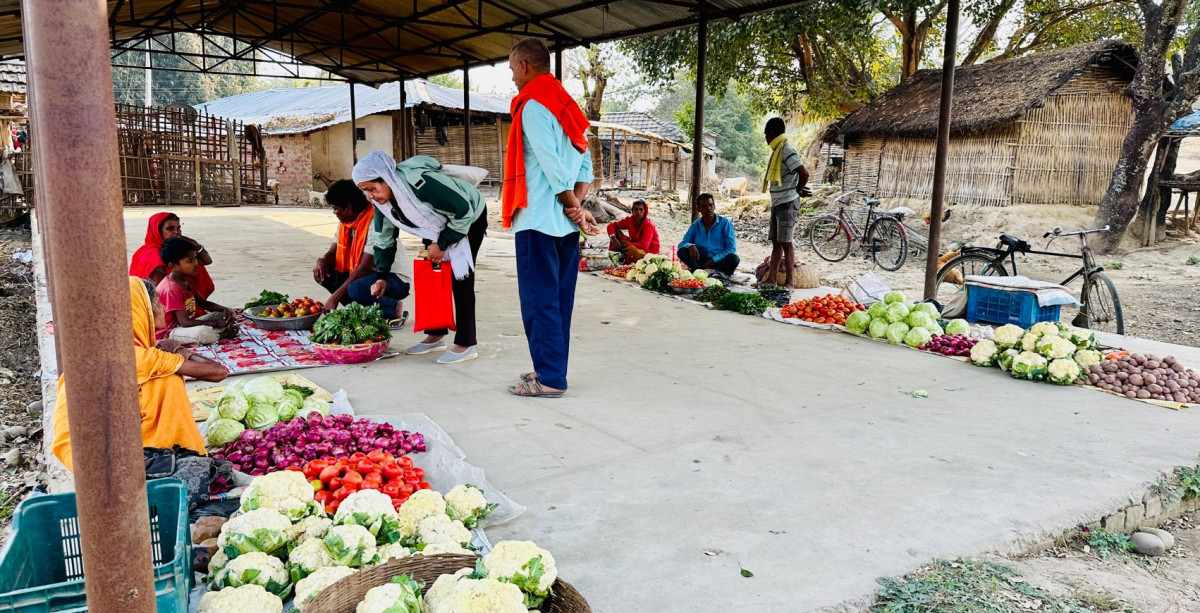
[[606, 199, 660, 258], [129, 212, 215, 299]]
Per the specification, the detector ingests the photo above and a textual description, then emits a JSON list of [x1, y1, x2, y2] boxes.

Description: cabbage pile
[[847, 292, 960, 348], [969, 321, 1096, 384], [205, 376, 332, 445]]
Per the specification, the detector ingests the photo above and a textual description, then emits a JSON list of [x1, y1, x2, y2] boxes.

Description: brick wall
[[264, 134, 313, 205]]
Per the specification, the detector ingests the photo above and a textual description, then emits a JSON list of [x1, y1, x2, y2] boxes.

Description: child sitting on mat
[[156, 237, 238, 345]]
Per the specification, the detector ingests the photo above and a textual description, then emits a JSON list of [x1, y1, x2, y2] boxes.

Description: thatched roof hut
[[829, 40, 1138, 206]]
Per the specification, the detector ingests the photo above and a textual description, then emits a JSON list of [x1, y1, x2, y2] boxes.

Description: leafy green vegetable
[[282, 384, 315, 398], [244, 290, 289, 310], [715, 292, 774, 316], [310, 303, 392, 345], [695, 284, 731, 303], [642, 269, 674, 293], [205, 418, 245, 447], [845, 310, 872, 334], [757, 286, 791, 307]]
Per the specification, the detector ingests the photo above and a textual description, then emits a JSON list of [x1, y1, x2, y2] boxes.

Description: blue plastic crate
[[965, 284, 1061, 327], [0, 479, 191, 613]]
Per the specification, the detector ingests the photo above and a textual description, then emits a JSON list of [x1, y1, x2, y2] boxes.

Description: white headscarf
[[352, 151, 474, 279]]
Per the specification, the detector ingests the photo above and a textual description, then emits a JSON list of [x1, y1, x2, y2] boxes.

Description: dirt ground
[[0, 222, 47, 538]]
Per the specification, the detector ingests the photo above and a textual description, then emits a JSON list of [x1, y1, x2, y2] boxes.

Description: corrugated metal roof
[[193, 79, 511, 135], [0, 1, 812, 84], [599, 111, 720, 154], [0, 60, 24, 94]]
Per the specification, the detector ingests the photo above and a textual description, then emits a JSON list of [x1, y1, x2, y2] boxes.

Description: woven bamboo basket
[[305, 554, 591, 613], [765, 263, 820, 289]]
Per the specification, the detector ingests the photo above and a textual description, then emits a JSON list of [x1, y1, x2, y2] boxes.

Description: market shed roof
[[0, 0, 814, 84], [837, 40, 1137, 138], [0, 60, 23, 94], [599, 111, 720, 154], [194, 79, 510, 135]]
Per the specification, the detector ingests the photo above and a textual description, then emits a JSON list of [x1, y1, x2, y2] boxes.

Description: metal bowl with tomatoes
[[245, 297, 324, 330]]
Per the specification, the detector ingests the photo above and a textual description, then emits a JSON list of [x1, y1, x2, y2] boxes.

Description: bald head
[[509, 38, 551, 89]]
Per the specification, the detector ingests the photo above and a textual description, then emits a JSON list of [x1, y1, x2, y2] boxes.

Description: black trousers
[[423, 210, 487, 347], [679, 250, 740, 276], [318, 271, 352, 305]]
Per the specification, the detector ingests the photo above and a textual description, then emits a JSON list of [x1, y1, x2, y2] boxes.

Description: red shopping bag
[[412, 259, 456, 333]]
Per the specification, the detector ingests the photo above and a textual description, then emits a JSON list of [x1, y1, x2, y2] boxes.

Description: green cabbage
[[298, 397, 331, 419], [867, 301, 888, 318], [693, 270, 708, 281], [944, 319, 970, 336], [244, 376, 285, 406], [884, 291, 906, 304], [907, 311, 936, 331], [928, 323, 945, 337], [215, 388, 249, 421], [868, 318, 890, 339], [245, 401, 280, 430], [912, 302, 939, 318], [905, 327, 933, 348], [205, 418, 245, 447], [885, 322, 910, 344], [845, 311, 872, 334], [277, 389, 304, 421], [884, 302, 911, 324]]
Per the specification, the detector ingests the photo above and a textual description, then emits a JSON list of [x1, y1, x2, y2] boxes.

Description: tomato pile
[[297, 450, 430, 514], [605, 264, 634, 277], [781, 294, 866, 325], [669, 278, 705, 289], [262, 297, 323, 318]]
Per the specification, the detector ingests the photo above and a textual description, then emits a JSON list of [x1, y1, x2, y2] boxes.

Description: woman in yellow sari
[[52, 277, 229, 471]]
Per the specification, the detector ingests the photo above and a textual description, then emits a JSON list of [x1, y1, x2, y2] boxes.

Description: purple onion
[[333, 432, 352, 446], [241, 430, 262, 443], [314, 442, 332, 455], [330, 445, 346, 457], [305, 431, 323, 443]]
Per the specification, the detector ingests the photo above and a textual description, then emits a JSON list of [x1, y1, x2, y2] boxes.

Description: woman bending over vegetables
[[51, 278, 229, 471]]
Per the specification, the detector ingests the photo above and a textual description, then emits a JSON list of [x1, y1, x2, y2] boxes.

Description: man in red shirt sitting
[[606, 199, 661, 262]]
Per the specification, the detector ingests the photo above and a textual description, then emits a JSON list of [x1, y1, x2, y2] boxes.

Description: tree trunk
[[1154, 138, 1181, 225], [1093, 102, 1166, 251]]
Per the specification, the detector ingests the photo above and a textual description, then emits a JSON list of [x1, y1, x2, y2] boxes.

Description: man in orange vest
[[502, 37, 598, 398]]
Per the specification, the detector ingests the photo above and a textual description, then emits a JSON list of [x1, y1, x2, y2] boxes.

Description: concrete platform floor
[[113, 208, 1200, 611]]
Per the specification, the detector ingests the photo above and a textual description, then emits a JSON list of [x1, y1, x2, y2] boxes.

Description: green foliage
[[694, 284, 731, 303], [1186, 256, 1199, 266], [309, 303, 392, 345], [1086, 528, 1133, 560], [1109, 262, 1124, 270], [428, 72, 464, 90], [715, 292, 774, 316], [112, 34, 259, 106], [244, 290, 289, 310], [1177, 465, 1200, 500], [872, 557, 1098, 612], [657, 75, 770, 180], [642, 269, 674, 293]]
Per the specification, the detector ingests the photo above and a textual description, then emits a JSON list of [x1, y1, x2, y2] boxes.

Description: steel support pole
[[555, 46, 563, 81], [350, 82, 358, 163], [923, 0, 959, 300], [463, 64, 471, 166], [689, 15, 708, 221], [398, 78, 408, 159], [23, 1, 157, 612]]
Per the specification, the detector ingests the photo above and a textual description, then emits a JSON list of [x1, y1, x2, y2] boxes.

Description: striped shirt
[[769, 142, 806, 206]]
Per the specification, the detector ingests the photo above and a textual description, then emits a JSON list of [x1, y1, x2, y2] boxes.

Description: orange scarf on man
[[502, 73, 590, 228], [335, 208, 373, 273]]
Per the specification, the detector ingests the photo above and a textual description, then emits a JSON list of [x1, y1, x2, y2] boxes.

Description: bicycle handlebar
[[833, 189, 863, 203], [1043, 225, 1111, 239]]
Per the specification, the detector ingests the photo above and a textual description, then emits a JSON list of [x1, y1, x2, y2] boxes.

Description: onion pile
[[1084, 354, 1200, 403], [211, 412, 427, 475], [921, 334, 978, 357]]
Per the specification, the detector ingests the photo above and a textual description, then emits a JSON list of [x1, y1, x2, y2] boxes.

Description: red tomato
[[342, 470, 364, 487], [399, 456, 413, 468], [319, 465, 341, 482], [382, 464, 403, 480], [381, 452, 395, 464], [332, 486, 355, 502], [367, 450, 387, 464], [355, 460, 376, 474], [403, 473, 421, 485], [285, 466, 302, 472], [410, 468, 425, 480], [325, 503, 338, 514], [314, 491, 331, 505], [329, 476, 343, 491], [400, 484, 415, 496], [301, 461, 323, 480], [350, 452, 367, 462], [391, 498, 404, 511], [361, 480, 381, 490], [382, 481, 401, 498], [417, 481, 431, 490]]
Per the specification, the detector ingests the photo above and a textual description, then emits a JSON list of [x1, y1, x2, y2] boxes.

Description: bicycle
[[808, 190, 909, 271], [934, 226, 1124, 334]]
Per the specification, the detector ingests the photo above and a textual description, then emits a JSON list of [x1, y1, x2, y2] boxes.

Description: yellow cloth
[[52, 277, 203, 471], [763, 134, 788, 192]]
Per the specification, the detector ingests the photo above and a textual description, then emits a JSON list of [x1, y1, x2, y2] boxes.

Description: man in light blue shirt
[[506, 37, 598, 398], [678, 193, 740, 275]]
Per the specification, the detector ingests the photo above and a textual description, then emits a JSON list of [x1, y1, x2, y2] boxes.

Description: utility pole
[[144, 38, 152, 107]]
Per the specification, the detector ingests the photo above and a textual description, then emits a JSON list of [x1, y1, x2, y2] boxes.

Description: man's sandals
[[508, 377, 563, 398]]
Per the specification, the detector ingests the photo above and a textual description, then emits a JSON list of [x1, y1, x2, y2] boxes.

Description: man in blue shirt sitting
[[678, 193, 739, 275]]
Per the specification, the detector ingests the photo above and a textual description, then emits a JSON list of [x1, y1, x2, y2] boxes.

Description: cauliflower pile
[[294, 566, 358, 610], [1019, 331, 1041, 352], [198, 584, 283, 613], [288, 515, 333, 546], [971, 321, 1096, 386], [481, 540, 558, 608], [445, 484, 497, 528], [356, 575, 424, 613], [417, 514, 473, 550], [1036, 334, 1077, 360], [217, 508, 292, 557], [396, 489, 448, 534], [335, 489, 404, 544], [241, 471, 321, 522], [211, 552, 290, 597]]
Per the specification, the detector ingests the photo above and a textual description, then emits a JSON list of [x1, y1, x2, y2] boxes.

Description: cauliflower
[[633, 259, 646, 271], [482, 541, 557, 607], [373, 543, 412, 566], [211, 552, 291, 597], [199, 585, 283, 613], [1019, 331, 1041, 352], [218, 508, 292, 557], [624, 268, 636, 280], [1036, 334, 1077, 360], [1029, 321, 1060, 339], [323, 524, 377, 567], [1047, 358, 1082, 386], [286, 536, 336, 583], [417, 514, 472, 548], [432, 577, 527, 613], [423, 568, 473, 611], [397, 489, 447, 525], [241, 471, 320, 522], [992, 324, 1025, 349], [356, 575, 424, 613], [1011, 351, 1049, 381], [997, 348, 1020, 373], [294, 566, 357, 610], [445, 485, 497, 529], [968, 339, 998, 366], [209, 547, 230, 579], [287, 515, 332, 547], [635, 272, 647, 284], [418, 542, 475, 556], [1074, 349, 1103, 368], [1070, 329, 1098, 350], [335, 490, 403, 544], [644, 263, 658, 275]]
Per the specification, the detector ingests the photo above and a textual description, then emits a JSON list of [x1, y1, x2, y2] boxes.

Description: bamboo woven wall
[[874, 126, 1019, 206], [595, 137, 680, 189], [842, 136, 883, 193], [410, 121, 507, 183], [1011, 91, 1132, 204]]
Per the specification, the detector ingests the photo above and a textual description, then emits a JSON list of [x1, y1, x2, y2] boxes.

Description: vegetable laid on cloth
[[1047, 358, 1083, 385], [205, 418, 245, 447], [445, 484, 498, 529], [310, 302, 392, 345], [240, 470, 322, 522], [885, 322, 910, 345], [212, 414, 427, 475], [968, 340, 999, 366], [992, 324, 1025, 350], [1083, 353, 1200, 402], [781, 294, 865, 324], [714, 292, 774, 316], [198, 584, 283, 613], [1011, 351, 1049, 381]]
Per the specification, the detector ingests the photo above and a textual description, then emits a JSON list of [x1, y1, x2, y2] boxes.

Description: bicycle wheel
[[868, 217, 908, 271], [809, 215, 851, 262], [933, 252, 1008, 306], [1077, 272, 1124, 335]]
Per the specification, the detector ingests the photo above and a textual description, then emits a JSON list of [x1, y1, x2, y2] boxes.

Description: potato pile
[[1084, 353, 1200, 403]]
